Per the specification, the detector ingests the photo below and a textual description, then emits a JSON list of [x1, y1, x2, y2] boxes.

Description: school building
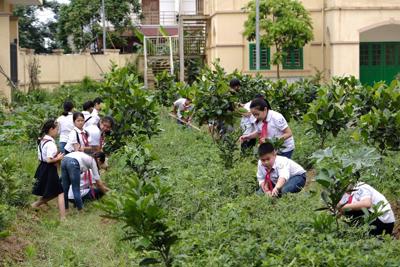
[[0, 0, 42, 101], [203, 0, 400, 84]]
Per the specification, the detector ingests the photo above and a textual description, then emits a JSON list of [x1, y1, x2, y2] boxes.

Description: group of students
[[173, 78, 395, 236], [31, 97, 115, 220]]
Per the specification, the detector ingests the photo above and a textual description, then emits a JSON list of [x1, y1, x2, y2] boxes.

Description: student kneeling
[[257, 143, 306, 197], [338, 182, 395, 236], [68, 169, 109, 205], [61, 151, 107, 210]]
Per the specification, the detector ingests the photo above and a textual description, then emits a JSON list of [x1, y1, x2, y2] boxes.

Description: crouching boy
[[257, 142, 306, 197], [338, 182, 395, 236]]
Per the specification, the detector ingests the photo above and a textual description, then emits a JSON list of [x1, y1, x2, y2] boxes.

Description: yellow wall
[[204, 0, 400, 80], [17, 50, 139, 92], [0, 0, 11, 101]]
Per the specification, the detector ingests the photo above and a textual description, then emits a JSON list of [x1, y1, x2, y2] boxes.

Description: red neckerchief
[[83, 170, 95, 198], [264, 167, 274, 191]]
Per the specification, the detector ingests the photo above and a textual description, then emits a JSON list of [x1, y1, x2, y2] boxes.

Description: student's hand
[[271, 187, 280, 197], [265, 190, 273, 197], [259, 137, 266, 144], [239, 135, 247, 143], [261, 181, 268, 193], [56, 153, 64, 161]]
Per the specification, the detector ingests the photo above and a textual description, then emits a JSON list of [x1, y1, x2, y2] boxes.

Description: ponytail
[[250, 98, 271, 111], [62, 101, 74, 116], [38, 119, 57, 145]]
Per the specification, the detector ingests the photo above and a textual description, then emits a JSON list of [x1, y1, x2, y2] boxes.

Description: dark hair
[[93, 97, 103, 105], [82, 100, 94, 111], [254, 93, 265, 99], [73, 112, 85, 122], [258, 142, 275, 157], [62, 101, 74, 116], [101, 116, 115, 128], [229, 78, 241, 88], [93, 151, 106, 163], [250, 98, 271, 111], [38, 119, 57, 144]]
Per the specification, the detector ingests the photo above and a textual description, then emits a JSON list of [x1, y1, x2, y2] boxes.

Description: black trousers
[[345, 210, 394, 236]]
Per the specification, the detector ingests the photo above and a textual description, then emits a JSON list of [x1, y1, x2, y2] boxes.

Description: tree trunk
[[276, 63, 280, 80]]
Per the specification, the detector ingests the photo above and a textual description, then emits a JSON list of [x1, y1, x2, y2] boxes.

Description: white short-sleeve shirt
[[85, 124, 101, 146], [37, 135, 58, 162], [241, 101, 257, 135], [255, 110, 295, 152], [174, 98, 190, 119], [256, 155, 306, 186], [56, 113, 74, 143], [340, 183, 395, 224], [84, 109, 100, 127], [64, 127, 88, 153], [65, 152, 101, 180], [68, 169, 100, 199]]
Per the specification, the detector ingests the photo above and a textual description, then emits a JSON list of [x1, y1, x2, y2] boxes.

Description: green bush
[[100, 64, 160, 151]]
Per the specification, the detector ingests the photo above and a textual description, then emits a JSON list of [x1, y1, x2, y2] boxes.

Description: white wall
[[160, 0, 176, 25], [360, 24, 400, 42]]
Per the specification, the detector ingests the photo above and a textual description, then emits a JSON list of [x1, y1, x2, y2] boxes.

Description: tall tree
[[13, 0, 61, 53], [57, 0, 141, 53], [243, 0, 313, 79]]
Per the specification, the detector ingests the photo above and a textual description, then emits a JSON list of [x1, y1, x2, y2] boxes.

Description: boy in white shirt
[[339, 182, 395, 236], [173, 97, 193, 125], [257, 142, 306, 197]]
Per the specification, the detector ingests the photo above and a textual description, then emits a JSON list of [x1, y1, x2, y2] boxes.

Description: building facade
[[0, 0, 42, 101], [203, 0, 400, 84]]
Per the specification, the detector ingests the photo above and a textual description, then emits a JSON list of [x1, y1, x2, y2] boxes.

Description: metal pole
[[179, 0, 185, 82], [169, 36, 174, 75], [256, 0, 260, 70], [102, 0, 106, 52], [144, 37, 148, 88]]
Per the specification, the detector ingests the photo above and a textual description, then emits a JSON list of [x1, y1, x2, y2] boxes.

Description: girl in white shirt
[[82, 100, 94, 127], [240, 98, 295, 159], [32, 119, 66, 220], [60, 151, 107, 210], [64, 112, 91, 154], [56, 101, 74, 153]]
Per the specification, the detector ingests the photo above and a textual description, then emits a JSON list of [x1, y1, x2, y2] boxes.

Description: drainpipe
[[322, 0, 326, 80]]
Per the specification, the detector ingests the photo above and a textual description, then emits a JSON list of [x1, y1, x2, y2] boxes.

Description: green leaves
[[100, 64, 160, 152]]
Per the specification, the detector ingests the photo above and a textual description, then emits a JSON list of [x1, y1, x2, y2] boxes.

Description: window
[[372, 44, 381, 66], [360, 44, 369, 66], [283, 47, 303, 69], [249, 43, 270, 70]]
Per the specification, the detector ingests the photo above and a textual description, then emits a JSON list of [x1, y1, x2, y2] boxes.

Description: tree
[[243, 0, 313, 78], [57, 0, 141, 52], [13, 0, 61, 53]]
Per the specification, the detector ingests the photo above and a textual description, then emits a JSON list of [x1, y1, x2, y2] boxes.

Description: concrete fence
[[17, 48, 140, 93]]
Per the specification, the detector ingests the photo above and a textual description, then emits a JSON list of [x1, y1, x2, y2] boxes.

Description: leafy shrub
[[304, 83, 354, 148], [100, 64, 160, 151], [311, 146, 380, 229], [154, 71, 178, 107], [215, 129, 242, 169], [357, 80, 400, 154], [193, 62, 240, 127]]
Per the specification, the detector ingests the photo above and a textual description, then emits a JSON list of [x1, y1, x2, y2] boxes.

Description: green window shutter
[[249, 43, 270, 70], [283, 47, 303, 69]]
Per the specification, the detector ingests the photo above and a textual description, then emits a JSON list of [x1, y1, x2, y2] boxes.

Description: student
[[240, 101, 257, 151], [60, 151, 106, 210], [64, 112, 91, 154], [82, 100, 94, 126], [229, 78, 241, 94], [240, 94, 265, 152], [85, 97, 103, 126], [256, 142, 306, 197], [338, 182, 395, 236], [56, 101, 74, 153], [31, 119, 66, 220], [85, 116, 114, 151], [67, 169, 110, 204], [173, 97, 192, 125], [240, 98, 295, 158]]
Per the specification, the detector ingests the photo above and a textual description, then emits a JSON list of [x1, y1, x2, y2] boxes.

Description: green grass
[[2, 113, 400, 266]]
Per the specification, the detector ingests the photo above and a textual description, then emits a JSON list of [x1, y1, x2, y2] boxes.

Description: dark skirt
[[32, 161, 63, 198]]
